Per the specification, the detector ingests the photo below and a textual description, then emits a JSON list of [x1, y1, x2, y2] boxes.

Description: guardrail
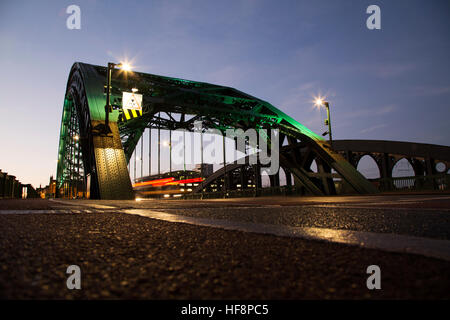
[[374, 174, 450, 192], [183, 174, 450, 199], [183, 185, 306, 199]]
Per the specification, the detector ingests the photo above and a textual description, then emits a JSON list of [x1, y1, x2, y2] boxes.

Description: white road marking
[[81, 204, 116, 209], [3, 199, 449, 261], [0, 209, 97, 214], [0, 210, 70, 214], [123, 209, 450, 262], [49, 199, 117, 209], [308, 204, 450, 212]]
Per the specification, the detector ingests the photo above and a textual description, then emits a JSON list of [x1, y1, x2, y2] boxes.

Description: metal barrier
[[376, 174, 450, 192], [183, 185, 306, 199], [184, 174, 450, 199]]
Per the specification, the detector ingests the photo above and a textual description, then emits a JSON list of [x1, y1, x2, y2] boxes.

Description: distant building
[[36, 176, 57, 199], [0, 169, 38, 199]]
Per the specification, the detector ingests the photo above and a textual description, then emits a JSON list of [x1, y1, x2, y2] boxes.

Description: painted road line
[[123, 209, 450, 262], [49, 199, 117, 209], [0, 210, 76, 214], [0, 209, 102, 214], [48, 199, 282, 210], [0, 210, 57, 214], [308, 204, 450, 211], [80, 204, 117, 209]]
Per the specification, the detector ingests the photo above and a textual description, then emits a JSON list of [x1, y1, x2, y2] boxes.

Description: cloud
[[411, 85, 450, 96], [339, 62, 415, 79], [360, 124, 387, 134], [339, 104, 397, 121], [205, 65, 246, 87], [374, 104, 397, 115], [372, 63, 415, 78], [297, 81, 318, 91]]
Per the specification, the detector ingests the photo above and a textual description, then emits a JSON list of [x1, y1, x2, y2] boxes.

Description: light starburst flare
[[314, 96, 326, 107]]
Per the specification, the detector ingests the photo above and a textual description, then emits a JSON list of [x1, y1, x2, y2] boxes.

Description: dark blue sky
[[0, 0, 449, 187]]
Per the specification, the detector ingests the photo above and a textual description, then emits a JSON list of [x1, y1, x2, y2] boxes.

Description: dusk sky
[[1, 0, 449, 187]]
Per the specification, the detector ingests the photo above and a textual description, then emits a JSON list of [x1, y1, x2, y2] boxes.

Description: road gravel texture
[[1, 210, 449, 299]]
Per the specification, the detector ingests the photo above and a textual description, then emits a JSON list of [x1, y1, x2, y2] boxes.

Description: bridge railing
[[182, 174, 450, 199], [183, 185, 307, 199], [374, 174, 450, 192]]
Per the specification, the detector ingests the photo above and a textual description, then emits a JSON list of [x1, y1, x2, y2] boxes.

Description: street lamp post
[[324, 101, 333, 146], [140, 136, 144, 178], [104, 62, 114, 131], [314, 98, 333, 147], [200, 127, 204, 198], [93, 62, 131, 136], [223, 133, 227, 197], [169, 138, 172, 174], [158, 112, 161, 177]]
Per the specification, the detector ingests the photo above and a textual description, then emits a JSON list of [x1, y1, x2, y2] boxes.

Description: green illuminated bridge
[[57, 62, 449, 199]]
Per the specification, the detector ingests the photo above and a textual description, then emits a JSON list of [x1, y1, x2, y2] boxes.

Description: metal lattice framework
[[57, 62, 377, 199], [57, 98, 84, 198]]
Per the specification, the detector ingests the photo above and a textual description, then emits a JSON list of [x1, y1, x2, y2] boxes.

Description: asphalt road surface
[[0, 194, 449, 299]]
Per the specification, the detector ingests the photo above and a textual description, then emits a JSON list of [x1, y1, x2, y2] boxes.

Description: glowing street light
[[93, 61, 133, 136], [314, 96, 333, 147], [119, 63, 132, 72], [314, 97, 324, 107]]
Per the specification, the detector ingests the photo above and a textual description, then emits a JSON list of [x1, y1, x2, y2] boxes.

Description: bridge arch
[[333, 140, 450, 182], [392, 157, 416, 178], [56, 63, 134, 199], [57, 62, 377, 199], [356, 154, 381, 179], [278, 167, 288, 186]]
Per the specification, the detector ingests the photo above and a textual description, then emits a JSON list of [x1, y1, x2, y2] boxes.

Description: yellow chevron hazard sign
[[122, 91, 143, 120]]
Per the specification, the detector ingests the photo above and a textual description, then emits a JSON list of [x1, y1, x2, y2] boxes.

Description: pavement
[[0, 194, 449, 299]]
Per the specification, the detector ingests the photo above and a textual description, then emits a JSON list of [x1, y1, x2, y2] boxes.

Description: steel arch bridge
[[333, 139, 450, 176], [56, 62, 377, 199], [194, 139, 450, 195]]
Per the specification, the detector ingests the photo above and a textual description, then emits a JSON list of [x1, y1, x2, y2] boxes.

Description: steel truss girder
[[57, 63, 378, 199], [57, 63, 134, 199]]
